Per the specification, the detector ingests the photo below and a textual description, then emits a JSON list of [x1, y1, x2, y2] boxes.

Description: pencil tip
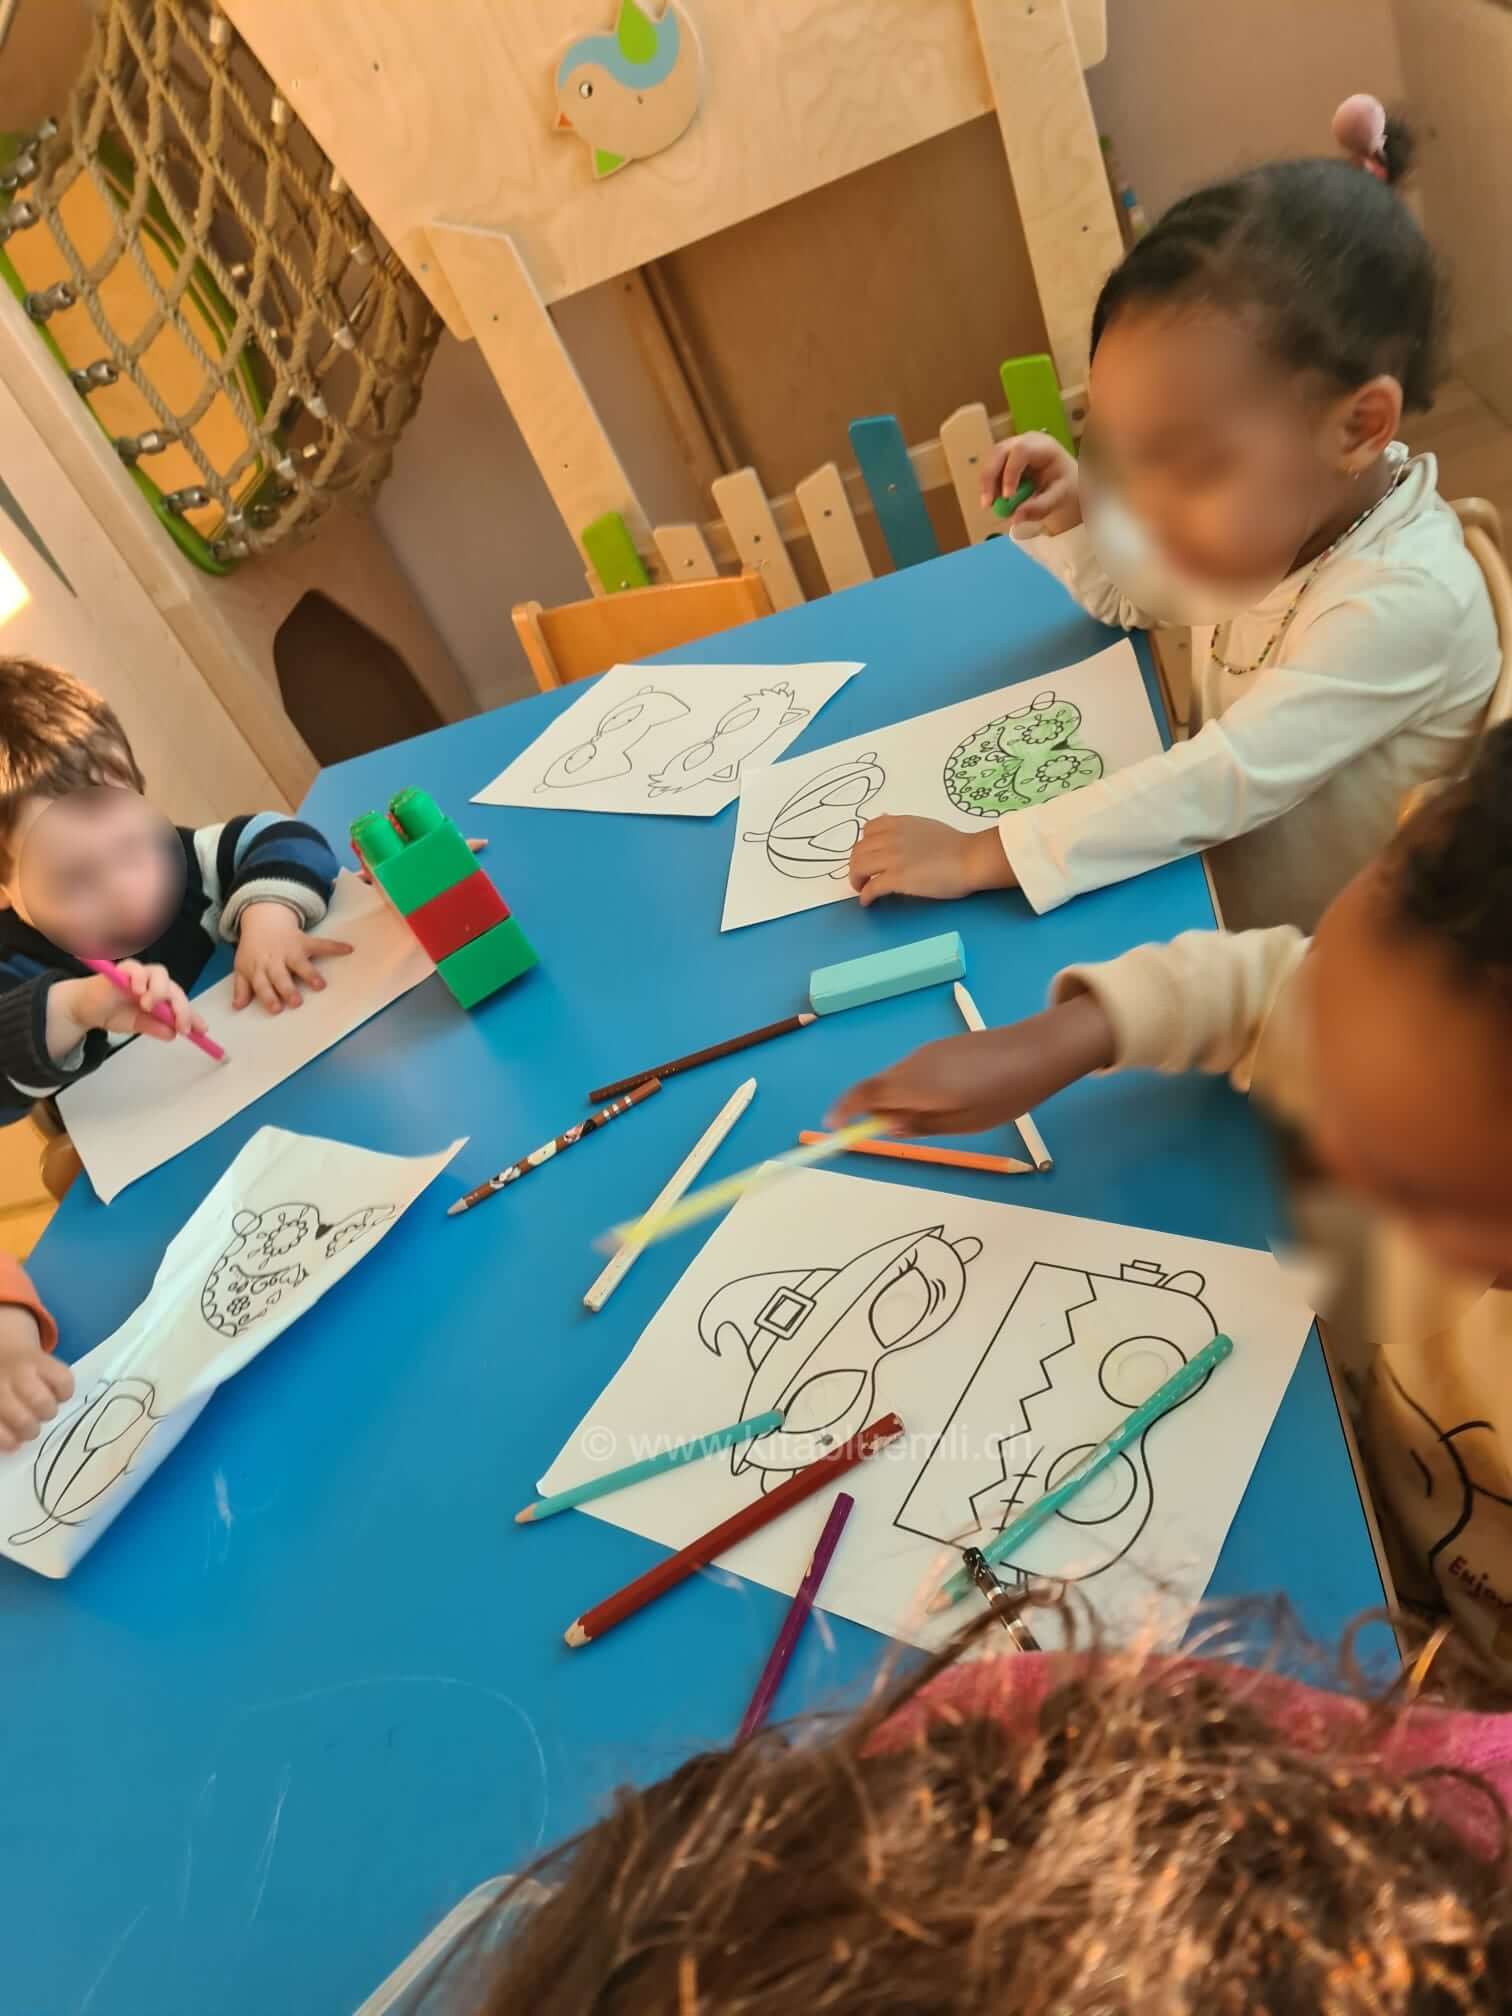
[[564, 1622, 590, 1648], [445, 1200, 465, 1217], [514, 1507, 534, 1524], [927, 1591, 954, 1616]]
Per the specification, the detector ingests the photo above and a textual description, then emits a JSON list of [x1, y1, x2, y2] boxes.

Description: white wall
[[1088, 0, 1405, 219]]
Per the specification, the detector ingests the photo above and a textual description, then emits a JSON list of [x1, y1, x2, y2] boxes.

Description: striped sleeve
[[195, 813, 340, 941], [0, 955, 105, 1111]]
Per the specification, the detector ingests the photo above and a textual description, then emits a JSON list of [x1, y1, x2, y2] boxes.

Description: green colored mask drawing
[[942, 690, 1104, 818]]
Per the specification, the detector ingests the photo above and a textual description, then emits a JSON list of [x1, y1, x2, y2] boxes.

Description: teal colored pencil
[[516, 1407, 785, 1523], [930, 1333, 1235, 1611]]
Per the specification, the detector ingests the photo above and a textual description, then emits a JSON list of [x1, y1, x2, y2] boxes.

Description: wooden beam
[[428, 224, 653, 574], [618, 270, 727, 498], [971, 0, 1123, 388]]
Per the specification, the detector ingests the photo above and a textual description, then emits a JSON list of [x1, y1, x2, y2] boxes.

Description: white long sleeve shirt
[[1056, 927, 1512, 1679], [1005, 450, 1499, 931]]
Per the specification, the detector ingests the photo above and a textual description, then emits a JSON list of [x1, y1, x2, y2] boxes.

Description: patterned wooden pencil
[[564, 1413, 903, 1647], [447, 1077, 662, 1218], [736, 1491, 854, 1738]]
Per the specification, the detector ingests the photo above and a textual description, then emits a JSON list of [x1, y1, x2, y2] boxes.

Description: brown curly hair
[[476, 1605, 1512, 2014]]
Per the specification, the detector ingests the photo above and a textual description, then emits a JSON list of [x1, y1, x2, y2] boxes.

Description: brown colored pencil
[[587, 1011, 816, 1104], [564, 1412, 904, 1648]]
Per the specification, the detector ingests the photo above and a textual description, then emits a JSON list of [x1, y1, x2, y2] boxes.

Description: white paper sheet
[[59, 872, 434, 1203], [722, 640, 1161, 930], [542, 1169, 1314, 1651], [472, 659, 864, 817], [0, 1125, 462, 1577]]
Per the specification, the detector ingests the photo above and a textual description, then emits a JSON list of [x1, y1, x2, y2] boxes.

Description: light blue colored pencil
[[930, 1333, 1235, 1611], [516, 1407, 785, 1523]]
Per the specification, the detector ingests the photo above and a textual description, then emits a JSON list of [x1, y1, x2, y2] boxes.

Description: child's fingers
[[15, 1367, 61, 1426], [826, 1076, 887, 1128], [38, 1355, 74, 1402], [856, 871, 901, 908], [288, 951, 327, 994], [250, 965, 284, 1015], [131, 1009, 178, 1043], [230, 971, 251, 1012], [466, 837, 488, 855], [302, 937, 353, 962], [0, 1385, 40, 1444], [268, 958, 303, 1009], [978, 441, 1013, 509]]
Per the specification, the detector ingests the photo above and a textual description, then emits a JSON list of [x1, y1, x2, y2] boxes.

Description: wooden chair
[[1453, 498, 1512, 731], [512, 570, 774, 693]]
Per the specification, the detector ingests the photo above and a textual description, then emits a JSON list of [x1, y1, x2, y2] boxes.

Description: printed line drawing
[[742, 751, 886, 880], [896, 1259, 1217, 1585], [201, 1201, 396, 1338], [648, 684, 808, 797], [943, 690, 1105, 819], [698, 1224, 983, 1491], [8, 1376, 162, 1545], [537, 686, 690, 791]]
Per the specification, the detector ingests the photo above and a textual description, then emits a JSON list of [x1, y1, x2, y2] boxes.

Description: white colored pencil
[[584, 1076, 757, 1310], [953, 981, 1052, 1172]]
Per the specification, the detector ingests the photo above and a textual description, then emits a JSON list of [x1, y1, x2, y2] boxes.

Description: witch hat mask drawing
[[699, 1225, 983, 1488]]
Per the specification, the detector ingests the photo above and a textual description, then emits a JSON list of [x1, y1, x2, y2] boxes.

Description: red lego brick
[[403, 870, 510, 962]]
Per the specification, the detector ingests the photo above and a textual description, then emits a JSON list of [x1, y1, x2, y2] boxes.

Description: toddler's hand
[[233, 902, 352, 1013], [849, 816, 1016, 906], [980, 431, 1082, 537], [828, 997, 1117, 1137], [0, 1306, 72, 1453], [68, 961, 204, 1044]]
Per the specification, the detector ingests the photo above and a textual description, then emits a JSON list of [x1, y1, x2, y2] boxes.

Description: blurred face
[[1, 788, 184, 960], [1087, 304, 1374, 591], [1306, 872, 1512, 1280]]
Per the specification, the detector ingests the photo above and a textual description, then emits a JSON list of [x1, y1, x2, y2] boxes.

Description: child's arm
[[0, 960, 203, 1112], [0, 1253, 71, 1452], [856, 571, 1467, 915], [829, 926, 1307, 1135], [193, 816, 352, 1013]]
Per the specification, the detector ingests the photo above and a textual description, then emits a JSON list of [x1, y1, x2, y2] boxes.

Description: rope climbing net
[[0, 0, 439, 570]]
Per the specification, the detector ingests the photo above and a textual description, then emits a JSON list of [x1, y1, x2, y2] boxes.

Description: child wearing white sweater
[[850, 110, 1498, 933], [833, 725, 1512, 1680]]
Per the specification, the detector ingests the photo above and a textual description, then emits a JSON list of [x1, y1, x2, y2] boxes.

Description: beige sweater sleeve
[[1049, 926, 1310, 1093]]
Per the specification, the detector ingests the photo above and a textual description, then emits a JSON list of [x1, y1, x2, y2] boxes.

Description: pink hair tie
[[1333, 92, 1389, 178]]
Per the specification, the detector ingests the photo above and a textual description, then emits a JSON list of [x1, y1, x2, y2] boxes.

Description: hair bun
[[1380, 112, 1417, 188], [1333, 95, 1416, 186]]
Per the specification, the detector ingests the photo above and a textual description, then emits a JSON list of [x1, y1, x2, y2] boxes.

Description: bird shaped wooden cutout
[[554, 0, 703, 180]]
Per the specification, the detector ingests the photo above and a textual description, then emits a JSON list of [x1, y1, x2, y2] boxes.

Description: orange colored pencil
[[796, 1131, 1033, 1176]]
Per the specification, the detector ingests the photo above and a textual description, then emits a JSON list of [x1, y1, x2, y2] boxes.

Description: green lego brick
[[581, 510, 651, 593], [999, 353, 1074, 456], [351, 809, 403, 867], [372, 819, 477, 914], [389, 786, 446, 839], [436, 916, 538, 1009]]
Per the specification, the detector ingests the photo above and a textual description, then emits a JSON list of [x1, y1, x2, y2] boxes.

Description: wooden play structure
[[209, 0, 1121, 610]]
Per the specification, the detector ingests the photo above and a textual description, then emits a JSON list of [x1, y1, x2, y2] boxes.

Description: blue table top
[[2, 540, 1382, 2016]]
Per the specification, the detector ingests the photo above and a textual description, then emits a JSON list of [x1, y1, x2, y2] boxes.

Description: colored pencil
[[931, 1334, 1235, 1611], [516, 1404, 784, 1523], [600, 1117, 888, 1253], [81, 958, 228, 1064], [953, 981, 1052, 1171], [564, 1413, 904, 1647], [991, 475, 1037, 520], [587, 1011, 816, 1105], [447, 1077, 662, 1218], [796, 1130, 1032, 1177], [736, 1491, 854, 1738], [585, 1078, 757, 1309]]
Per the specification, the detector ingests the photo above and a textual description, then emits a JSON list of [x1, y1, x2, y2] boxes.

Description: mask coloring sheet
[[0, 1125, 463, 1577], [724, 640, 1159, 929], [473, 659, 863, 817], [543, 1169, 1315, 1652]]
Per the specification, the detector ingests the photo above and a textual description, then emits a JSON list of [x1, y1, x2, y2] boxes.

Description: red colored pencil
[[563, 1413, 904, 1648]]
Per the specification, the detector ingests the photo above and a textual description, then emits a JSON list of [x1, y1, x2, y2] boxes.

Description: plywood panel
[[653, 116, 1048, 495], [218, 0, 1105, 313]]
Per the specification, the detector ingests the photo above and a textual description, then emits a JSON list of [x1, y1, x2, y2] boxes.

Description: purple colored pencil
[[736, 1491, 854, 1741]]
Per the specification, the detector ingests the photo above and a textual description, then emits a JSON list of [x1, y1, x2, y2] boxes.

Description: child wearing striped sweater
[[0, 658, 344, 1115]]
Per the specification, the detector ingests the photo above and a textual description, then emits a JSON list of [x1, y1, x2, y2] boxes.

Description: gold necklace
[[1210, 466, 1408, 678]]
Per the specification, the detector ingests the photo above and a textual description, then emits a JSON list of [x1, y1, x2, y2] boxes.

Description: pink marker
[[81, 958, 228, 1064]]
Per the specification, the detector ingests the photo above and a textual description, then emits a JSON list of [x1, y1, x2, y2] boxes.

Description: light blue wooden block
[[848, 414, 940, 571], [809, 930, 966, 1015]]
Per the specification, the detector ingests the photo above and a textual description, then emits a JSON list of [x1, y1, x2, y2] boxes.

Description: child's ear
[[1336, 375, 1403, 474]]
